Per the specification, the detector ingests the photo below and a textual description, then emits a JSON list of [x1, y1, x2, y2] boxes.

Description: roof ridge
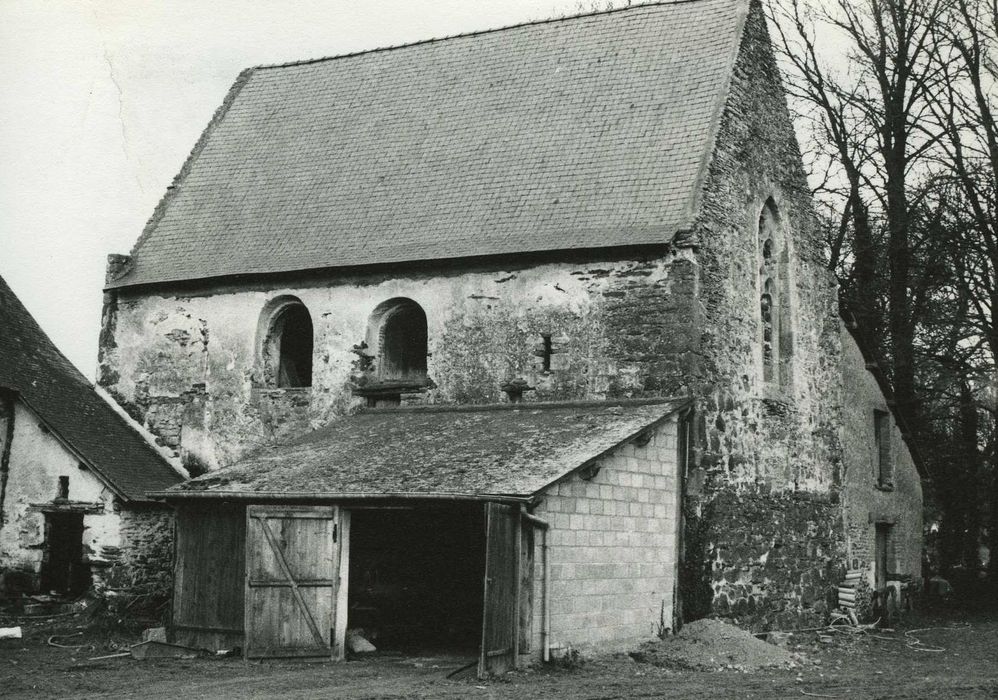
[[359, 397, 690, 415], [252, 0, 730, 72]]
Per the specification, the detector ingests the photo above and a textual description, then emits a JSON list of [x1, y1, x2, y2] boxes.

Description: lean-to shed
[[152, 399, 689, 675]]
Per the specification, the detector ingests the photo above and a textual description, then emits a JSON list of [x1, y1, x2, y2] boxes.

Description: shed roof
[[0, 276, 182, 501], [159, 399, 688, 500], [111, 0, 747, 289]]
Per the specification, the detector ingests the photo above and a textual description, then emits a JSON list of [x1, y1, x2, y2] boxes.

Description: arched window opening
[[761, 279, 776, 383], [758, 200, 792, 390], [371, 298, 428, 382], [260, 298, 313, 388]]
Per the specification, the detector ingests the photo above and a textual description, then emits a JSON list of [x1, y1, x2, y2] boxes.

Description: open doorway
[[347, 505, 485, 654], [40, 513, 90, 596]]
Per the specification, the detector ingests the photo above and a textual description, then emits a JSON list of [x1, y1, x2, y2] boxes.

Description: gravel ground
[[2, 604, 996, 699], [630, 618, 800, 671]]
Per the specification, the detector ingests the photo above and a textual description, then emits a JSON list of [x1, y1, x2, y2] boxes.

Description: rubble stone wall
[[681, 2, 848, 629], [839, 327, 923, 586], [99, 252, 700, 470], [111, 506, 175, 599]]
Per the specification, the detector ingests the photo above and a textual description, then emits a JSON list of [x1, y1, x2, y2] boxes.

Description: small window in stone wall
[[758, 199, 793, 391], [541, 334, 553, 372], [874, 409, 892, 485], [371, 298, 428, 382], [259, 298, 314, 388], [532, 333, 568, 373]]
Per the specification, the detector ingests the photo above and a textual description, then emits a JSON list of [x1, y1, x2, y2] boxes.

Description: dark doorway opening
[[875, 523, 892, 590], [348, 505, 485, 654], [40, 513, 90, 596]]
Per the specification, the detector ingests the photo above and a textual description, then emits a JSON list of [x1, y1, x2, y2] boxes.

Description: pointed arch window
[[758, 200, 793, 390]]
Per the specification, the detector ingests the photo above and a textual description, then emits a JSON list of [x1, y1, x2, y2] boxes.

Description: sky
[[0, 0, 608, 379]]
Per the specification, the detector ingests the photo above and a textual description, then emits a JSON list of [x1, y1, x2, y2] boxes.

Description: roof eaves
[[148, 489, 531, 504], [16, 395, 130, 503], [359, 396, 691, 416], [529, 398, 691, 498], [683, 0, 751, 232], [107, 241, 675, 291], [113, 67, 257, 287]]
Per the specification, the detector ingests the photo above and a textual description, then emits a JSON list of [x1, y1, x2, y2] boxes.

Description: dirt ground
[[2, 604, 996, 699]]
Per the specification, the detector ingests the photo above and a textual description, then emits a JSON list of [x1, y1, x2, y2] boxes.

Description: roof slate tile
[[113, 0, 745, 288], [168, 400, 688, 499]]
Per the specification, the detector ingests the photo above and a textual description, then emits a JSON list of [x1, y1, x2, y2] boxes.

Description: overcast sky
[[2, 0, 611, 378]]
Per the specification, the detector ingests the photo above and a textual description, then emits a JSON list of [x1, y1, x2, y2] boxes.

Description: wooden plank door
[[478, 502, 520, 677], [245, 505, 339, 659]]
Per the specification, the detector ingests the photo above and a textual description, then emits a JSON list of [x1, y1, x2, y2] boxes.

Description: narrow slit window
[[542, 335, 553, 372], [874, 410, 891, 485]]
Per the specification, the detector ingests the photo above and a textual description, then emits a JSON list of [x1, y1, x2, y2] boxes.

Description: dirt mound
[[630, 618, 800, 671]]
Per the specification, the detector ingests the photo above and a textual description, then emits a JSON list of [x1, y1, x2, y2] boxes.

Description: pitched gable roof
[[0, 277, 182, 501], [157, 399, 688, 500], [111, 0, 748, 289]]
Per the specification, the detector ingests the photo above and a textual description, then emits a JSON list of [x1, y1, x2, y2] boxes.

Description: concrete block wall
[[531, 417, 681, 655]]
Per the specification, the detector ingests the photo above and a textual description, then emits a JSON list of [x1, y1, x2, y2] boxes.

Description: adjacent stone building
[[0, 276, 182, 598], [94, 0, 923, 662]]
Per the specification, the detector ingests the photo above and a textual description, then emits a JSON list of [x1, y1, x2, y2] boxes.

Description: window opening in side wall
[[370, 298, 428, 383], [758, 199, 793, 392], [541, 335, 553, 372], [259, 297, 314, 388], [874, 409, 892, 486]]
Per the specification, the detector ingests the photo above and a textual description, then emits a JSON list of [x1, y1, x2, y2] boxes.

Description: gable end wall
[[682, 1, 848, 629]]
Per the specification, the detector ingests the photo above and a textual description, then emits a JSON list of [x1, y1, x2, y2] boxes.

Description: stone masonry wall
[[107, 506, 175, 603], [839, 326, 922, 587], [683, 0, 847, 629], [530, 417, 681, 656], [100, 252, 699, 471]]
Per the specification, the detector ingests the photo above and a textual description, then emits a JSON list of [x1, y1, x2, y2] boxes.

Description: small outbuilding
[[153, 398, 689, 674], [0, 276, 182, 597]]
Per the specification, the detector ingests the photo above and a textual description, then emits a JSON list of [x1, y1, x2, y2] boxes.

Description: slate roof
[[111, 0, 747, 289], [0, 277, 182, 501], [160, 399, 688, 500]]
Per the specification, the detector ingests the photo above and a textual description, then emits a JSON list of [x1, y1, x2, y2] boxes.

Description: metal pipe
[[522, 511, 551, 663]]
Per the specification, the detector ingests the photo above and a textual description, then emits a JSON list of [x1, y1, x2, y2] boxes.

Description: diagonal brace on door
[[253, 515, 327, 649]]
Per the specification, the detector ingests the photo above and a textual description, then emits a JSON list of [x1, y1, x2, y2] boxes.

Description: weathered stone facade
[[839, 328, 922, 586], [96, 0, 922, 633], [677, 0, 849, 629], [99, 252, 699, 471]]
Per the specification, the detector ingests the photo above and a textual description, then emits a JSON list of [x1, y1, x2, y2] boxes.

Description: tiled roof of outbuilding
[[162, 399, 688, 500], [0, 277, 182, 501], [111, 0, 747, 288]]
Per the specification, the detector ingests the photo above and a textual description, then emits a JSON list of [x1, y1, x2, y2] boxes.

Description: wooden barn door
[[244, 505, 339, 659], [478, 503, 521, 677]]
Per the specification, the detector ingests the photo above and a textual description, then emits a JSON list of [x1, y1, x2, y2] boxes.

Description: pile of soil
[[630, 618, 801, 671]]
